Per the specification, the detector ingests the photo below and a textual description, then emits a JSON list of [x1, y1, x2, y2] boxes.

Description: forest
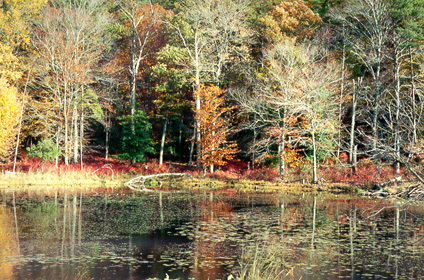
[[1, 0, 424, 185]]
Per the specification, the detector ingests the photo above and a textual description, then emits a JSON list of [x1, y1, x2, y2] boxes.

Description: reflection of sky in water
[[0, 189, 423, 280]]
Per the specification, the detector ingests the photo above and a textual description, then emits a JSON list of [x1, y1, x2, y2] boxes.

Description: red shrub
[[244, 168, 279, 181]]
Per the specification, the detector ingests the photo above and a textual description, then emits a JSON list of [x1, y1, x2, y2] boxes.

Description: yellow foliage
[[0, 43, 21, 81], [0, 78, 21, 160], [0, 0, 47, 83], [0, 0, 47, 49]]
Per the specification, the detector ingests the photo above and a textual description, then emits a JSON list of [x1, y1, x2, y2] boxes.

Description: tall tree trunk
[[278, 129, 285, 178], [393, 47, 401, 174], [337, 24, 346, 159], [209, 127, 215, 173], [349, 78, 361, 165], [194, 32, 201, 168], [105, 111, 109, 160], [79, 88, 84, 170], [312, 125, 318, 184], [159, 114, 168, 166], [64, 95, 69, 165], [252, 126, 256, 170], [130, 29, 137, 133], [409, 46, 417, 160], [372, 47, 383, 153], [13, 70, 30, 172], [73, 105, 79, 164], [179, 117, 183, 163], [188, 127, 196, 166]]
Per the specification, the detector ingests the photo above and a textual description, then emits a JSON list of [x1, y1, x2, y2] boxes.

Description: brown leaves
[[258, 0, 322, 43], [194, 84, 239, 169]]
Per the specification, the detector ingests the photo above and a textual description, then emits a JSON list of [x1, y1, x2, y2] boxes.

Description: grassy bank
[[0, 168, 356, 195], [0, 155, 410, 194]]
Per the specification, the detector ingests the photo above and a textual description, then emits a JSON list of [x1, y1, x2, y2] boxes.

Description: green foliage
[[389, 0, 424, 46], [151, 45, 189, 94], [115, 110, 155, 163], [305, 134, 335, 163], [309, 0, 345, 20], [264, 155, 280, 167], [27, 138, 61, 162], [75, 88, 104, 121]]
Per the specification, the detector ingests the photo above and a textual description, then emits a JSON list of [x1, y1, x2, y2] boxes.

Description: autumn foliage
[[0, 79, 20, 160], [194, 84, 239, 171], [258, 0, 322, 42]]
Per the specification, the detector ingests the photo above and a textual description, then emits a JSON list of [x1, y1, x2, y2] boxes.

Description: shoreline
[[0, 171, 356, 195]]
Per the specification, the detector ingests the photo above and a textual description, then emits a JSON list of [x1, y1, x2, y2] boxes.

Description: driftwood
[[92, 164, 114, 176], [124, 172, 192, 192], [361, 181, 424, 200], [374, 176, 403, 189]]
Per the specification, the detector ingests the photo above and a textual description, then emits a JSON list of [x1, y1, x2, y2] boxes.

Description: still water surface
[[0, 188, 423, 279]]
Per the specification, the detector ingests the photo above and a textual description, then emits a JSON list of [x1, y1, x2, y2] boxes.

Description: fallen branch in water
[[124, 173, 192, 192], [360, 182, 424, 200]]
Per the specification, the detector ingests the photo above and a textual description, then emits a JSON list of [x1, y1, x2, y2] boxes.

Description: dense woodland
[[2, 0, 424, 183]]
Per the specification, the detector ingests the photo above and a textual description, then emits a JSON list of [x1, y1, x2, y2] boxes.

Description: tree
[[194, 84, 239, 173], [117, 0, 166, 123], [116, 110, 154, 164], [257, 0, 322, 44], [232, 40, 310, 178], [0, 79, 20, 161], [151, 44, 191, 165], [167, 0, 251, 165], [331, 0, 391, 152], [0, 0, 47, 82], [233, 39, 341, 182], [384, 0, 424, 173], [295, 51, 341, 183], [26, 138, 61, 163], [368, 0, 424, 177], [31, 1, 111, 165]]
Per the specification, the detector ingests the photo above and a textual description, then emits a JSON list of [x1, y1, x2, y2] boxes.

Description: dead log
[[124, 173, 192, 192]]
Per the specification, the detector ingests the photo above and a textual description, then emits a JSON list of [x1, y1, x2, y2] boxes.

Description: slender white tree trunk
[[312, 125, 318, 184], [159, 114, 168, 165]]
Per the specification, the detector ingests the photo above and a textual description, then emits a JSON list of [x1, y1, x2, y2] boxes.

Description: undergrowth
[[0, 154, 413, 188]]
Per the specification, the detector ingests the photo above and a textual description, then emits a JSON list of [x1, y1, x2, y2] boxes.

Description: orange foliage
[[283, 144, 307, 167], [259, 0, 322, 42], [194, 84, 239, 170]]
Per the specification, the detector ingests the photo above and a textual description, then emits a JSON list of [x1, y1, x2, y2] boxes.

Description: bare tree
[[118, 0, 164, 125], [31, 0, 111, 165], [166, 0, 252, 165], [232, 40, 342, 181], [332, 0, 391, 152]]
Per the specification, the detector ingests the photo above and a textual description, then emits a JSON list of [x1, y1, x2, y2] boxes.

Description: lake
[[0, 187, 423, 279]]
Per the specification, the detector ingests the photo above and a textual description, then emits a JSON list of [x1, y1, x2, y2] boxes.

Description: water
[[0, 188, 423, 280]]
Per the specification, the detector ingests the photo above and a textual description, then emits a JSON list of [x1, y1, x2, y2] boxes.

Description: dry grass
[[233, 235, 301, 280], [0, 169, 356, 195], [0, 170, 126, 191]]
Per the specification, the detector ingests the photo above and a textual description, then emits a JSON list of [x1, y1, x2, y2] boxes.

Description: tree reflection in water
[[0, 190, 423, 280]]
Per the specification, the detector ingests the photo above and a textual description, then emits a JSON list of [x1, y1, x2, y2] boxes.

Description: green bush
[[115, 110, 155, 164], [27, 138, 61, 162]]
